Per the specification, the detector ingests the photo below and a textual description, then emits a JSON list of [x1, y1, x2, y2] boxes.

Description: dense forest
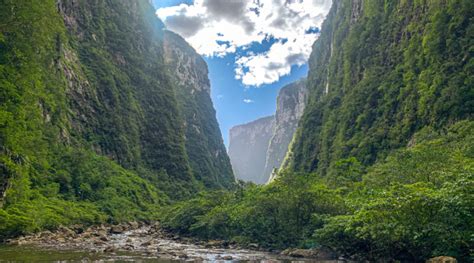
[[0, 0, 472, 262]]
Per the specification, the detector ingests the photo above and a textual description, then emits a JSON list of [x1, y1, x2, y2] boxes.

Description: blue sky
[[153, 0, 331, 146]]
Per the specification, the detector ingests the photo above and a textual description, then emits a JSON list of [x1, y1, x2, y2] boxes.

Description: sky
[[153, 0, 332, 146]]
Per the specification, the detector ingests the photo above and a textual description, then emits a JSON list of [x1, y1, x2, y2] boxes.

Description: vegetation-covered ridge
[[288, 0, 473, 176], [0, 0, 234, 239]]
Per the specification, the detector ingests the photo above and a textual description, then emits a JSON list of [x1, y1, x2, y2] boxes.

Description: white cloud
[[243, 99, 254, 103], [157, 0, 332, 86]]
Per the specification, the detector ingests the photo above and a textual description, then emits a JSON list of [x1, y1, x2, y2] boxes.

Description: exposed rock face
[[228, 116, 275, 184], [163, 31, 234, 188], [263, 79, 307, 182], [228, 79, 307, 184]]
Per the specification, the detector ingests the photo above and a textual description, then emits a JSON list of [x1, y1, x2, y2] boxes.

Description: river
[[0, 224, 342, 262]]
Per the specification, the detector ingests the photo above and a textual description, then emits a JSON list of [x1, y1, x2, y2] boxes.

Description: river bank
[[1, 222, 340, 262]]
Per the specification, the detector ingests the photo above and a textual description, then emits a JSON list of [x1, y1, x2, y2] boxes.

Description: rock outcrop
[[263, 79, 307, 182]]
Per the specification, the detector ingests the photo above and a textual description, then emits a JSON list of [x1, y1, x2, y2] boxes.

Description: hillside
[[0, 0, 233, 238], [163, 31, 234, 189], [288, 0, 473, 175]]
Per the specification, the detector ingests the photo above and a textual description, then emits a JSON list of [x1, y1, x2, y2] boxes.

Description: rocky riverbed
[[2, 222, 340, 262]]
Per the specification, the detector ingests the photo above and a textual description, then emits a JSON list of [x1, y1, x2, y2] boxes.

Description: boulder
[[129, 221, 139, 229], [110, 225, 124, 234], [289, 249, 315, 258], [104, 246, 115, 253], [285, 248, 336, 259], [426, 256, 457, 263], [248, 243, 259, 249]]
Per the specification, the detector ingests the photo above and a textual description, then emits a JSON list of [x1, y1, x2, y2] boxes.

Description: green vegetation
[[0, 0, 472, 262], [159, 2, 473, 261], [161, 121, 474, 261], [289, 0, 474, 176], [0, 0, 233, 240]]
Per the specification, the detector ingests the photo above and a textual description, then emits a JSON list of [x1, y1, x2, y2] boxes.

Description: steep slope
[[263, 79, 307, 182], [228, 116, 275, 184], [0, 0, 233, 238], [163, 31, 234, 189], [288, 0, 474, 176], [58, 0, 196, 196]]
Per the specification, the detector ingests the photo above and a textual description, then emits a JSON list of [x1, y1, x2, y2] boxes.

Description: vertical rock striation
[[263, 79, 307, 182]]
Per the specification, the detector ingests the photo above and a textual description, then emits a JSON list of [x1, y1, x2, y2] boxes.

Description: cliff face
[[163, 31, 234, 189], [228, 79, 307, 184], [228, 116, 275, 184], [58, 0, 193, 185], [288, 0, 473, 176], [263, 80, 308, 182]]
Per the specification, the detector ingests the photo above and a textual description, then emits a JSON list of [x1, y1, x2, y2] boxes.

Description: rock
[[99, 235, 109, 242], [248, 243, 259, 249], [40, 231, 53, 238], [205, 240, 223, 248], [177, 253, 189, 259], [286, 248, 336, 259], [289, 249, 316, 258], [93, 240, 106, 246], [129, 221, 139, 229], [59, 226, 76, 238], [110, 225, 124, 234], [426, 256, 457, 263], [97, 229, 107, 237], [104, 246, 115, 253], [141, 240, 153, 246], [222, 255, 233, 260], [123, 244, 135, 250]]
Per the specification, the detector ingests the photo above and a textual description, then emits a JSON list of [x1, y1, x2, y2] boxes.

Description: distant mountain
[[228, 79, 307, 184], [228, 116, 275, 184]]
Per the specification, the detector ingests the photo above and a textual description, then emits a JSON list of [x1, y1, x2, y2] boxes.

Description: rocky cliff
[[228, 116, 275, 184], [228, 79, 307, 184], [163, 31, 234, 189], [263, 79, 307, 182]]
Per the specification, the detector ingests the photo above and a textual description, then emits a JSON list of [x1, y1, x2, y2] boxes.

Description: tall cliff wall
[[228, 116, 275, 184]]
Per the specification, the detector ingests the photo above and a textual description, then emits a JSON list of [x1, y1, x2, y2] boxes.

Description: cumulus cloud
[[243, 99, 255, 103], [157, 0, 332, 86]]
